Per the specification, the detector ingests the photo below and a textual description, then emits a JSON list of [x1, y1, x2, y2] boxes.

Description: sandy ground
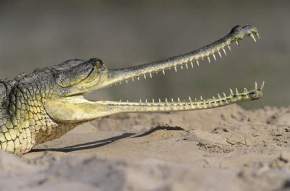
[[1, 104, 290, 191]]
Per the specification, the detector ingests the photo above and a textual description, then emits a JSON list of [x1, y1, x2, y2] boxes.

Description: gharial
[[0, 25, 264, 155]]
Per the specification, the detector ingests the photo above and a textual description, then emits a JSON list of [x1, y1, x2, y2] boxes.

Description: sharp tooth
[[137, 76, 140, 80], [212, 53, 216, 61], [200, 96, 203, 100], [218, 50, 222, 58], [139, 99, 142, 103], [256, 32, 261, 39], [180, 65, 183, 70], [244, 88, 248, 93], [235, 88, 239, 94], [145, 99, 148, 103], [119, 99, 122, 102], [188, 96, 192, 102], [223, 92, 227, 97], [171, 98, 174, 102], [185, 63, 189, 69], [207, 56, 211, 63], [158, 98, 161, 103], [149, 72, 153, 78], [212, 96, 216, 100], [222, 48, 227, 55], [255, 81, 258, 89], [250, 34, 256, 42], [190, 61, 194, 68], [162, 69, 166, 75], [165, 98, 168, 103], [227, 45, 231, 51], [230, 88, 234, 95], [218, 93, 222, 99], [196, 60, 200, 67], [235, 40, 239, 46], [144, 74, 147, 79], [152, 98, 155, 103], [177, 97, 181, 102], [126, 99, 129, 103], [261, 81, 265, 90], [174, 66, 178, 72], [195, 97, 197, 102]]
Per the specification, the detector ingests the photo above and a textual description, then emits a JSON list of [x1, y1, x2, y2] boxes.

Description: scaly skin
[[0, 25, 263, 154]]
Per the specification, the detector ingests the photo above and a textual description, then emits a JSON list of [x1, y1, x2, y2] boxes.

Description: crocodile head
[[45, 25, 264, 123]]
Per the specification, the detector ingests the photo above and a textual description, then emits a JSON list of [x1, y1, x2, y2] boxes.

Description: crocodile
[[0, 25, 263, 155]]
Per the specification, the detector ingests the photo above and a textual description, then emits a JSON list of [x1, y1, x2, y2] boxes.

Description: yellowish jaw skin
[[46, 82, 264, 123]]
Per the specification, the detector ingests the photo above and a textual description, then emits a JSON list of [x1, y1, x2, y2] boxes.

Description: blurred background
[[0, 0, 289, 109]]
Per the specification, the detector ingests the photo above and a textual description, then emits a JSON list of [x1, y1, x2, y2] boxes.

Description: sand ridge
[[1, 105, 290, 191]]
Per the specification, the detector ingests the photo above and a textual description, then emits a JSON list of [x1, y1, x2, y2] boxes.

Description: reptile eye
[[88, 58, 104, 68], [89, 58, 106, 72], [96, 59, 104, 68]]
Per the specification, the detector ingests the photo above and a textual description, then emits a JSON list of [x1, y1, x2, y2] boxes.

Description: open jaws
[[45, 25, 264, 123]]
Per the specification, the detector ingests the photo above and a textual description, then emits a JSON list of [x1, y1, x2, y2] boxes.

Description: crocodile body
[[0, 25, 263, 154]]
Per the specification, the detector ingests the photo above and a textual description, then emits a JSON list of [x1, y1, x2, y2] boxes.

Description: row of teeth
[[117, 81, 264, 104], [116, 32, 259, 85]]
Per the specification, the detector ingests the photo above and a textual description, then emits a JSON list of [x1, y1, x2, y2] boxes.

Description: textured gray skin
[[0, 58, 101, 154]]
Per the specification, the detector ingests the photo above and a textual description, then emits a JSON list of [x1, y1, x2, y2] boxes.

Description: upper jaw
[[95, 25, 260, 89]]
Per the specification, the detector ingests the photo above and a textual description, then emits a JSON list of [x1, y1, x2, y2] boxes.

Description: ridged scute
[[0, 81, 9, 127], [0, 82, 6, 110]]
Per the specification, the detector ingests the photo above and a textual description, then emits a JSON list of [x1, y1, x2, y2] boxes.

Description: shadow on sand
[[31, 126, 184, 153]]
